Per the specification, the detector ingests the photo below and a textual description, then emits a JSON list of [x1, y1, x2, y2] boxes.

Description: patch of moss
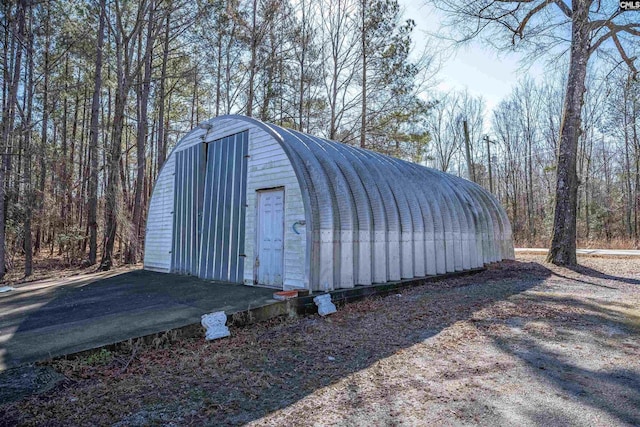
[[83, 349, 113, 366]]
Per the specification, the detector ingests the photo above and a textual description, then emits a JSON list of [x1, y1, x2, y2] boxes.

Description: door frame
[[255, 186, 285, 288]]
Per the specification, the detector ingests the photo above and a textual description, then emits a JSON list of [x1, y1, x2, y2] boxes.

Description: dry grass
[[2, 254, 140, 287], [576, 237, 640, 250], [513, 237, 640, 250], [1, 255, 639, 426]]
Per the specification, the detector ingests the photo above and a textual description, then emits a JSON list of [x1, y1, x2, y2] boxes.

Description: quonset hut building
[[144, 115, 514, 291]]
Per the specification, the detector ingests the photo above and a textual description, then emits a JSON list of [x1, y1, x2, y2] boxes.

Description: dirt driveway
[[1, 255, 639, 426]]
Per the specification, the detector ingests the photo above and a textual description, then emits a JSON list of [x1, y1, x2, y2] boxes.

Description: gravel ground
[[1, 254, 639, 426]]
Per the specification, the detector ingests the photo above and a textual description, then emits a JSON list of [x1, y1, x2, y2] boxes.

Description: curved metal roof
[[197, 116, 513, 290]]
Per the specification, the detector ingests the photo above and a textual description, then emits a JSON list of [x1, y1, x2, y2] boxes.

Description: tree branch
[[589, 23, 640, 55], [603, 22, 640, 36], [512, 0, 553, 43], [589, 9, 623, 30], [551, 0, 572, 18], [611, 33, 638, 77]]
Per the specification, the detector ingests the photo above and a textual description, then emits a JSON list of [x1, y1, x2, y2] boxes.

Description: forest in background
[[1, 0, 639, 279]]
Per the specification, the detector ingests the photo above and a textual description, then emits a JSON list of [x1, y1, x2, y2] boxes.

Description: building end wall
[[243, 128, 307, 289]]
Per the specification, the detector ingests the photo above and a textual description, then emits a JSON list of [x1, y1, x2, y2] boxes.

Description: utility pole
[[463, 120, 475, 182], [483, 135, 496, 193]]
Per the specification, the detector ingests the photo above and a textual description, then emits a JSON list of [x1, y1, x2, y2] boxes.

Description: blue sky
[[400, 1, 546, 114]]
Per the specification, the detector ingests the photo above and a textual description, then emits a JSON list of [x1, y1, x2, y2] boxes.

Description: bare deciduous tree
[[429, 0, 640, 265]]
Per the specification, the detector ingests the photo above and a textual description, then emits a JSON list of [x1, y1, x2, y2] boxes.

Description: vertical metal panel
[[173, 149, 182, 273], [200, 139, 222, 278], [236, 131, 248, 282], [229, 131, 248, 282], [227, 137, 239, 282], [200, 137, 220, 279], [195, 148, 206, 271], [171, 145, 204, 275], [184, 150, 192, 272], [214, 138, 229, 279], [199, 131, 249, 283], [172, 153, 182, 273]]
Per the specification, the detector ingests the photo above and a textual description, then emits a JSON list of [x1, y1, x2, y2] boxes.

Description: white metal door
[[257, 189, 284, 287]]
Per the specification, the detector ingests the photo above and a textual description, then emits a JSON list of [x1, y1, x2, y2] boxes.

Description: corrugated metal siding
[[198, 131, 248, 283], [171, 145, 205, 275]]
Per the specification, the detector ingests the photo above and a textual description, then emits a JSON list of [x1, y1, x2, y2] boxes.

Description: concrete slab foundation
[[1, 267, 485, 371], [0, 270, 275, 370]]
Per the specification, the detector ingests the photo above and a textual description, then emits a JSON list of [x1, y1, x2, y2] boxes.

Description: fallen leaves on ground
[[1, 255, 639, 426]]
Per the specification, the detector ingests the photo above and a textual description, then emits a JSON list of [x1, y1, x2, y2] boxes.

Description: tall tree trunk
[[156, 12, 170, 172], [69, 76, 81, 226], [190, 66, 198, 127], [223, 15, 239, 115], [584, 152, 591, 239], [215, 30, 222, 117], [101, 0, 147, 270], [360, 0, 366, 149], [624, 102, 633, 238], [602, 137, 612, 240], [126, 0, 154, 264], [88, 0, 105, 266], [60, 57, 69, 238], [78, 85, 89, 237], [0, 0, 26, 279], [463, 120, 474, 181], [527, 132, 535, 240], [297, 0, 307, 131], [259, 33, 276, 121], [547, 4, 590, 266], [35, 3, 50, 254], [329, 54, 339, 140], [101, 89, 125, 270], [101, 12, 127, 271], [246, 0, 258, 117], [24, 1, 34, 276], [633, 94, 639, 244]]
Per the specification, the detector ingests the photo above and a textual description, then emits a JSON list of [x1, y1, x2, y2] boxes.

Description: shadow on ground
[[478, 271, 640, 425], [493, 334, 640, 425], [2, 259, 639, 426], [0, 260, 551, 425], [566, 264, 640, 286]]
